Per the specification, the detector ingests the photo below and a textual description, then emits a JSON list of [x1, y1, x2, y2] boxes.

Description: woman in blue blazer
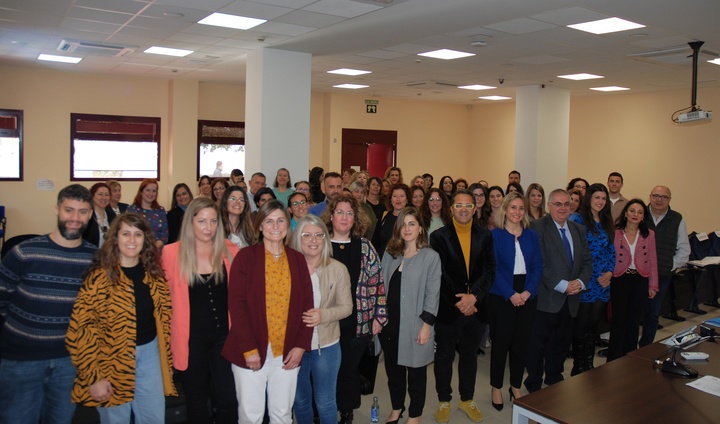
[[488, 192, 542, 409]]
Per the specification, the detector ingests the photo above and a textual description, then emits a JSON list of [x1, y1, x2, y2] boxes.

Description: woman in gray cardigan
[[380, 207, 441, 424], [290, 215, 353, 424]]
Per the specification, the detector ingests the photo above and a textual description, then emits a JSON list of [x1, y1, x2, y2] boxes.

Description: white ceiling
[[1, 0, 719, 104]]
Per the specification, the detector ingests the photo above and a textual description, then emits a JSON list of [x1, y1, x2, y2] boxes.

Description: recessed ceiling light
[[458, 84, 496, 91], [198, 12, 266, 30], [590, 86, 630, 92], [709, 59, 720, 66], [333, 84, 369, 89], [557, 73, 604, 80], [144, 46, 193, 57], [162, 12, 185, 18], [38, 54, 81, 64], [479, 96, 512, 101], [568, 17, 645, 35], [327, 68, 372, 76], [418, 49, 475, 60]]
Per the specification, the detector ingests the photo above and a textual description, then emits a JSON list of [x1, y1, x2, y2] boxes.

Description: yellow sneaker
[[458, 400, 484, 422], [435, 401, 451, 423]]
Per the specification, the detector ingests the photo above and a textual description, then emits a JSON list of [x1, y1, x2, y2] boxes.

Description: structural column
[[514, 85, 570, 191], [245, 48, 311, 182]]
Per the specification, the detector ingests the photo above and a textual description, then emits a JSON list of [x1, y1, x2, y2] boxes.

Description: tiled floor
[[351, 307, 720, 424]]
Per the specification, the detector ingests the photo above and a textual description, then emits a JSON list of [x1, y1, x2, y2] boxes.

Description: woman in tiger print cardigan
[[66, 213, 176, 422]]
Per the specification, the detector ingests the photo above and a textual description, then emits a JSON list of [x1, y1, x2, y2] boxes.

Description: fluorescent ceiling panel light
[[557, 73, 604, 80], [418, 49, 475, 60], [198, 13, 266, 30], [458, 84, 496, 90], [327, 68, 372, 76], [144, 46, 193, 57], [709, 58, 720, 65], [590, 86, 630, 92], [568, 17, 645, 35], [38, 54, 82, 63], [479, 96, 512, 100], [333, 84, 369, 89]]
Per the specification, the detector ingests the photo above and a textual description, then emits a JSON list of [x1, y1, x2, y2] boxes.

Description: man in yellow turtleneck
[[429, 190, 495, 423]]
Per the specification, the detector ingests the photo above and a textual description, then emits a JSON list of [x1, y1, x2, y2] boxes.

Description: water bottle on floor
[[371, 396, 379, 423]]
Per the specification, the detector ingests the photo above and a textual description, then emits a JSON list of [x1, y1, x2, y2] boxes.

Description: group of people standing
[[0, 165, 690, 424]]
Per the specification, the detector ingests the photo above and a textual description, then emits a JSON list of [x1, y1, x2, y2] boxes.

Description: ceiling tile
[[255, 21, 316, 37], [484, 18, 557, 35], [274, 10, 346, 27], [302, 0, 382, 18], [219, 0, 294, 20]]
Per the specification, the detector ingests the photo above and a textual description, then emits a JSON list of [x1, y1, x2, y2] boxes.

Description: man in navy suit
[[524, 189, 592, 392], [430, 189, 495, 422]]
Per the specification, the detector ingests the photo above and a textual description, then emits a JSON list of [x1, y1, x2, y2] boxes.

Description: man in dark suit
[[430, 189, 495, 423], [524, 188, 592, 392]]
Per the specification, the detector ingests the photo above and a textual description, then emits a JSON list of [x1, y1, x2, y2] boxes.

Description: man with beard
[[0, 184, 96, 424]]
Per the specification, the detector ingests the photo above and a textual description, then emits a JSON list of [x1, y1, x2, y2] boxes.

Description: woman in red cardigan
[[607, 199, 659, 361], [222, 200, 313, 424]]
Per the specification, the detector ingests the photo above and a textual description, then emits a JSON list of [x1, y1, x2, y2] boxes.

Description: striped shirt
[[0, 235, 96, 360]]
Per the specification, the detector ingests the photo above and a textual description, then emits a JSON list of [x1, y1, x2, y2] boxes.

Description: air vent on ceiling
[[57, 39, 136, 57], [405, 80, 459, 89]]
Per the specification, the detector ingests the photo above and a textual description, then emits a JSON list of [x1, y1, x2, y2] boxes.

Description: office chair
[[0, 205, 5, 254], [684, 232, 716, 314], [704, 231, 720, 308], [1, 234, 40, 259]]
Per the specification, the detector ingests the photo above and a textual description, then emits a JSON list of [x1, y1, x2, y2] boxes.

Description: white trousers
[[232, 344, 299, 424]]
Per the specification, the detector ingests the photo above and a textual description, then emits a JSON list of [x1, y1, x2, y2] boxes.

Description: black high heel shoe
[[491, 388, 504, 411], [509, 387, 519, 402], [385, 407, 405, 424]]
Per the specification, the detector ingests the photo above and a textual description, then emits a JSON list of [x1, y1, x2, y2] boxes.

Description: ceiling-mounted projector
[[677, 110, 713, 123]]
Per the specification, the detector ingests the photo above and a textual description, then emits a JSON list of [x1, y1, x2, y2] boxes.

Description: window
[[0, 109, 23, 181], [197, 120, 245, 179], [71, 113, 161, 181]]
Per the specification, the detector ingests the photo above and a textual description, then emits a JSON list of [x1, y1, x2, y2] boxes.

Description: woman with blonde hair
[[162, 197, 239, 423], [106, 179, 128, 215], [222, 200, 313, 423], [384, 166, 403, 185], [67, 213, 176, 422], [290, 215, 353, 424], [488, 192, 541, 408], [380, 207, 441, 424]]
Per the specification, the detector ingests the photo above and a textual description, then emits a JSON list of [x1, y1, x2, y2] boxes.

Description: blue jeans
[[0, 356, 77, 424], [96, 338, 165, 424], [640, 276, 672, 347], [294, 343, 341, 424]]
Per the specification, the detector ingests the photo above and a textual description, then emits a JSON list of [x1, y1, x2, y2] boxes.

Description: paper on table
[[687, 376, 720, 397], [687, 256, 720, 267]]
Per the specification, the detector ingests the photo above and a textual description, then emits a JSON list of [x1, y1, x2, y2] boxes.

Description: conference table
[[512, 339, 720, 423]]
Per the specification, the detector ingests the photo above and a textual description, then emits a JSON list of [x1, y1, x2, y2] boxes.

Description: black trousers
[[434, 314, 482, 402], [524, 299, 573, 391], [488, 277, 536, 389], [379, 331, 427, 418], [176, 334, 238, 424], [336, 331, 371, 413], [607, 273, 648, 361]]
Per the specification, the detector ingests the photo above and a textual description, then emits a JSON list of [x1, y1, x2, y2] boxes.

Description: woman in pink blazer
[[607, 199, 659, 361], [162, 197, 240, 424]]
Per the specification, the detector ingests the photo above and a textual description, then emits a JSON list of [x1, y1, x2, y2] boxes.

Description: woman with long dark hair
[[366, 177, 387, 222], [469, 183, 491, 229], [67, 213, 176, 422], [607, 199, 658, 361], [439, 176, 454, 199], [380, 207, 440, 424], [487, 186, 505, 230], [568, 183, 615, 375], [373, 184, 411, 258], [220, 185, 255, 249], [421, 188, 452, 235], [167, 183, 193, 244]]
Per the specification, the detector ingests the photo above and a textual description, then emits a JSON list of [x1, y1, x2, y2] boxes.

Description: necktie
[[560, 228, 573, 268]]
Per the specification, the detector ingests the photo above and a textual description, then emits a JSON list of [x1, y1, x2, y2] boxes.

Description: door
[[341, 128, 397, 178]]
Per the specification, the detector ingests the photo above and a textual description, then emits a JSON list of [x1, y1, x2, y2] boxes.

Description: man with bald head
[[639, 185, 690, 347]]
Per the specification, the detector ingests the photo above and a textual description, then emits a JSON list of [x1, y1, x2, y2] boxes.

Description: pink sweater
[[613, 229, 659, 292]]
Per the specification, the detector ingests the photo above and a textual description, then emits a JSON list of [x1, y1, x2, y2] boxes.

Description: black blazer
[[82, 208, 117, 247], [530, 215, 593, 317], [429, 222, 495, 324], [167, 207, 185, 244]]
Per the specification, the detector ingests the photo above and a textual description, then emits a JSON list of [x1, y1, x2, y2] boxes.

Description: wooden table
[[629, 337, 720, 376], [512, 349, 719, 424]]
